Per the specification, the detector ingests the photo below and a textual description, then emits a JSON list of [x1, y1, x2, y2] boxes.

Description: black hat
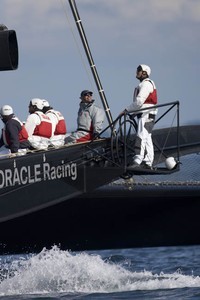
[[80, 90, 93, 97]]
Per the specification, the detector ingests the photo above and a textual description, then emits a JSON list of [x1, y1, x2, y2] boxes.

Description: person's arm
[[135, 80, 153, 108], [24, 114, 40, 136], [6, 120, 21, 153], [92, 107, 105, 134], [0, 132, 4, 148]]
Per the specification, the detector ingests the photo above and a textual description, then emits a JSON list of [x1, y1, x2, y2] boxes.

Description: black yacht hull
[[0, 139, 122, 223], [0, 125, 199, 254], [0, 184, 199, 254]]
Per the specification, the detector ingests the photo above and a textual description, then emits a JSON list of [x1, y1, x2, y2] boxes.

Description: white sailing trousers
[[133, 114, 155, 166]]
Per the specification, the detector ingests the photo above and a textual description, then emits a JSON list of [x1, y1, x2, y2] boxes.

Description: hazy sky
[[0, 0, 199, 131]]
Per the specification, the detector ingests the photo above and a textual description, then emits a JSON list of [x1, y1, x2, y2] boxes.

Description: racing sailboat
[[0, 1, 199, 254]]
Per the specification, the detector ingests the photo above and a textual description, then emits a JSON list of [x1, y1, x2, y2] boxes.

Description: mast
[[68, 0, 113, 127]]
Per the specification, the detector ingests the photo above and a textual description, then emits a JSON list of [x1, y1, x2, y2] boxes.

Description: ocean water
[[0, 245, 200, 299]]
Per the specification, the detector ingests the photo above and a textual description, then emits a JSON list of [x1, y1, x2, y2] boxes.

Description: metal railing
[[110, 101, 180, 172]]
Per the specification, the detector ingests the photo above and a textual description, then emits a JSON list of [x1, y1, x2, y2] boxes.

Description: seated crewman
[[42, 99, 67, 148], [65, 90, 105, 144], [25, 98, 52, 150], [0, 105, 30, 158]]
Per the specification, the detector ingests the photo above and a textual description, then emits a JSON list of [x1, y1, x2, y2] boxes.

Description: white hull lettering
[[13, 168, 21, 186], [20, 166, 28, 185], [35, 164, 42, 183], [43, 162, 77, 181], [27, 166, 35, 184], [0, 170, 5, 188], [56, 166, 62, 179], [0, 162, 77, 189], [43, 163, 50, 180], [5, 169, 12, 187]]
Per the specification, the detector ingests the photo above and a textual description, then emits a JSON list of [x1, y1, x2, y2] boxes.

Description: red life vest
[[144, 80, 157, 105], [33, 112, 52, 138], [18, 125, 29, 141], [48, 110, 67, 135]]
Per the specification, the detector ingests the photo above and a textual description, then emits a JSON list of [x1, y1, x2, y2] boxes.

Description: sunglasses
[[137, 66, 143, 72]]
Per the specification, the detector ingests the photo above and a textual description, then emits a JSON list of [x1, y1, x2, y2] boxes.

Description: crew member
[[122, 64, 158, 169], [0, 105, 30, 158], [65, 90, 105, 143], [25, 98, 52, 150], [42, 99, 67, 147]]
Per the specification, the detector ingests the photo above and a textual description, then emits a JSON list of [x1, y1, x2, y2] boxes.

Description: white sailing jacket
[[126, 78, 158, 116]]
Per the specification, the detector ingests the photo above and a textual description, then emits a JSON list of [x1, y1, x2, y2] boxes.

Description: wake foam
[[0, 246, 200, 296]]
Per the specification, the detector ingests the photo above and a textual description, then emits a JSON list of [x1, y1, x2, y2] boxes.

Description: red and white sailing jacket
[[33, 112, 52, 138], [46, 109, 67, 135], [126, 78, 158, 115]]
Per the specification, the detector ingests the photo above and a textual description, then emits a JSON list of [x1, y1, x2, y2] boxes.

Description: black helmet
[[80, 90, 93, 98]]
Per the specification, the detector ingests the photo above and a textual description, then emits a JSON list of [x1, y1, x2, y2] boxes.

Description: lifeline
[[0, 162, 77, 188]]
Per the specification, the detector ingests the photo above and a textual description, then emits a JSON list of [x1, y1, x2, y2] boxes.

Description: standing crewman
[[0, 105, 30, 158], [42, 99, 67, 147], [65, 90, 105, 143], [122, 64, 158, 169]]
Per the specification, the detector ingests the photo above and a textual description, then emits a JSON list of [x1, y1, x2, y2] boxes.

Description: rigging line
[[156, 110, 178, 165], [60, 0, 98, 102], [68, 0, 114, 127]]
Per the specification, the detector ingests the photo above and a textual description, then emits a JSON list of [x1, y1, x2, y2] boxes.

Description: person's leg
[[132, 116, 148, 165], [143, 120, 155, 166]]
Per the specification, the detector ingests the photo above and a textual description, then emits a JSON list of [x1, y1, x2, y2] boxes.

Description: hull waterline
[[0, 183, 199, 254]]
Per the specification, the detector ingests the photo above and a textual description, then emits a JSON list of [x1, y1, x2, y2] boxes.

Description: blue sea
[[0, 245, 200, 299]]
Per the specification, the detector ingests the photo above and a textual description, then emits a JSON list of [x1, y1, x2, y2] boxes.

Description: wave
[[0, 246, 200, 296]]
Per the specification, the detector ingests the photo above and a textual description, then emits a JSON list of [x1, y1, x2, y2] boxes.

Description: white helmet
[[0, 105, 13, 116], [140, 64, 151, 76], [30, 98, 44, 110], [42, 99, 50, 107]]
